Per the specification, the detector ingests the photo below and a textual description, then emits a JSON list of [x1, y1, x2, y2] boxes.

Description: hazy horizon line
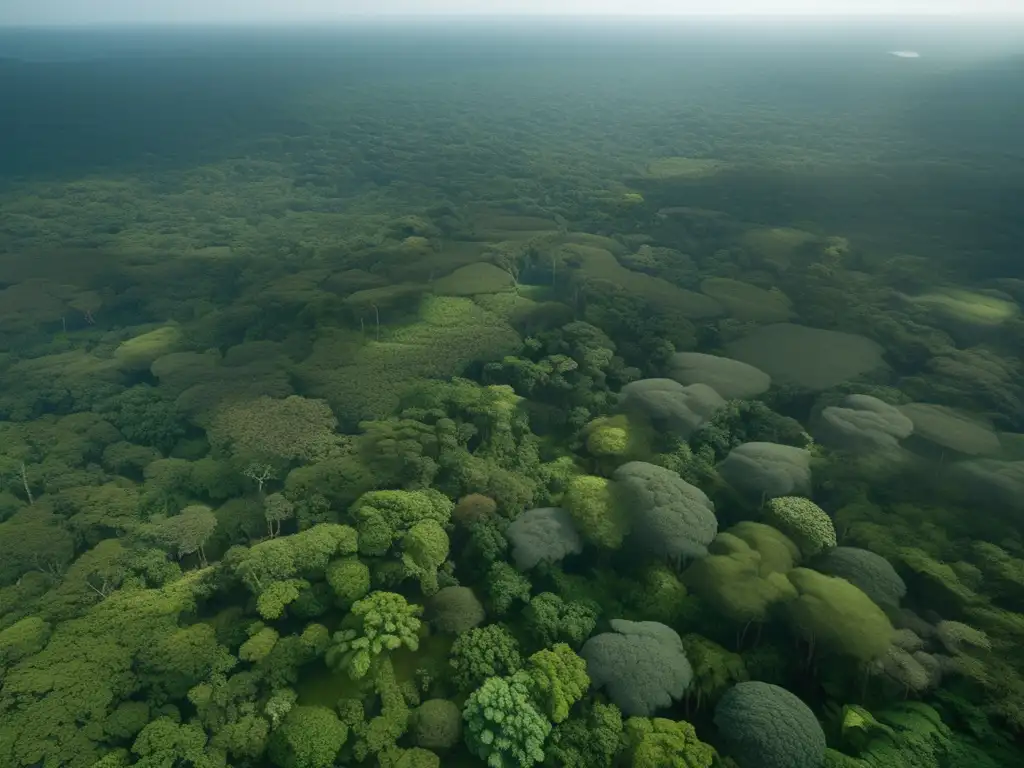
[[4, 12, 1024, 29]]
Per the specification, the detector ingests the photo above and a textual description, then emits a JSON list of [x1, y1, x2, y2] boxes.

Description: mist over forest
[[1, 18, 1023, 768]]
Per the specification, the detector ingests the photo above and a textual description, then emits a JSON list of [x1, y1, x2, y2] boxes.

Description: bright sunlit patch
[[905, 287, 1020, 326], [889, 51, 922, 58]]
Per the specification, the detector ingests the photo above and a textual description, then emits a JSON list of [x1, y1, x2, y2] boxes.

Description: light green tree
[[463, 675, 551, 768], [268, 705, 348, 768], [326, 592, 422, 679], [401, 519, 450, 596], [264, 493, 295, 538], [564, 475, 627, 549], [153, 504, 218, 566], [622, 717, 715, 768], [518, 643, 589, 724]]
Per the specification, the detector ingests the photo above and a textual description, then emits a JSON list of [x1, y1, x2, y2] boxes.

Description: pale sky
[[1, 0, 1022, 26]]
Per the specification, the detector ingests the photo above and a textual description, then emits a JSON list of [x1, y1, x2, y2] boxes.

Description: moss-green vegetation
[[562, 243, 723, 320], [641, 157, 729, 180], [904, 287, 1019, 328], [0, 21, 1022, 768], [699, 277, 794, 323]]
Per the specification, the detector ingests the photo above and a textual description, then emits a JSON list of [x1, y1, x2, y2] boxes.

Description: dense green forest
[[1, 22, 1024, 768]]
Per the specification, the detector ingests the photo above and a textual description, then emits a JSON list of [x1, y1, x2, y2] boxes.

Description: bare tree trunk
[[35, 559, 63, 579], [739, 620, 752, 648], [87, 579, 112, 599], [20, 462, 33, 505]]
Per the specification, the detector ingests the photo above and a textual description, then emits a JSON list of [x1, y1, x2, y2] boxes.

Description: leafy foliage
[[714, 682, 827, 768], [462, 675, 552, 768], [517, 643, 590, 724], [428, 586, 486, 634], [581, 619, 693, 717], [543, 701, 623, 768], [268, 706, 348, 768], [450, 624, 523, 692], [1, 35, 1023, 768], [411, 699, 462, 751], [563, 475, 626, 550], [622, 717, 716, 768], [522, 592, 598, 649], [785, 568, 895, 663], [613, 461, 718, 563], [765, 497, 837, 558], [326, 592, 422, 679]]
